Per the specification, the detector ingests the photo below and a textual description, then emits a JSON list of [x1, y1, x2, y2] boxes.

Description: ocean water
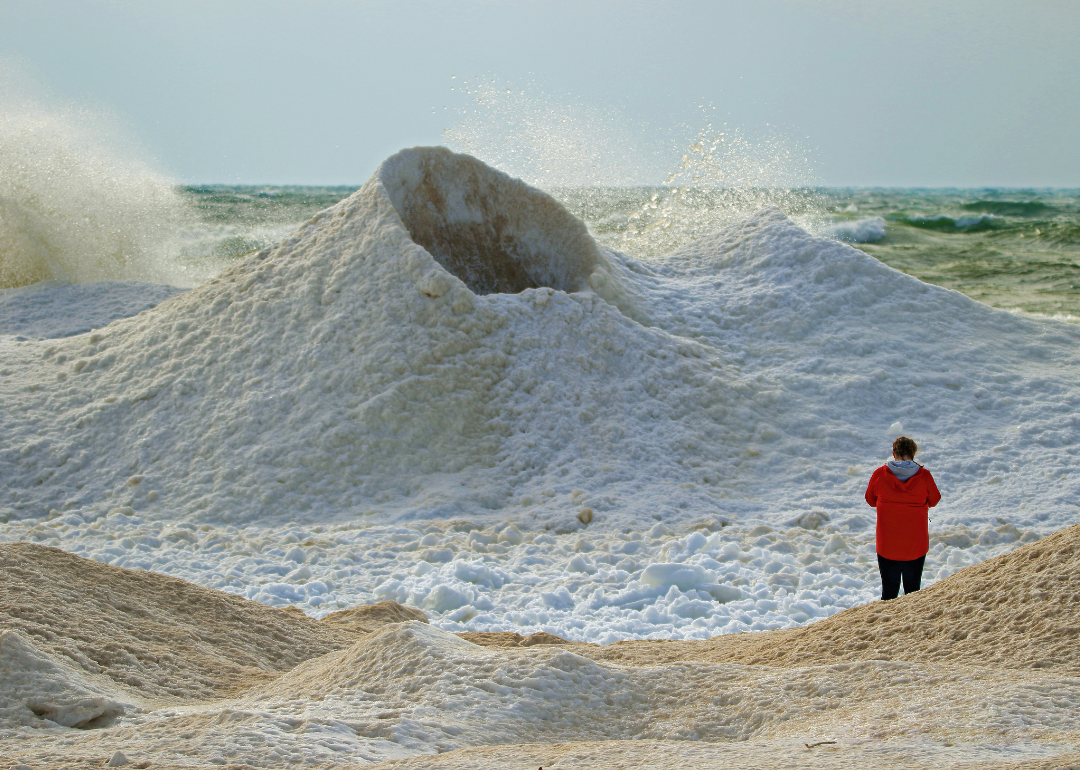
[[821, 188, 1080, 319], [2, 147, 1080, 646]]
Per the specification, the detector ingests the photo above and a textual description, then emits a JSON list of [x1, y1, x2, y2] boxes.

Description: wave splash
[[823, 216, 887, 243], [443, 84, 823, 256], [0, 88, 195, 289], [895, 213, 1008, 233]]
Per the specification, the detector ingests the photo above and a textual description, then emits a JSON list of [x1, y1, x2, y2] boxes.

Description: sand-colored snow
[[0, 542, 355, 702], [2, 525, 1079, 768]]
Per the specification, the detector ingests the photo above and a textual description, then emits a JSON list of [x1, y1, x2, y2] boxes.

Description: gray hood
[[886, 459, 920, 480]]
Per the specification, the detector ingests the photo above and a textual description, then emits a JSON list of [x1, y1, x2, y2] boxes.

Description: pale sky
[[3, 0, 1078, 186]]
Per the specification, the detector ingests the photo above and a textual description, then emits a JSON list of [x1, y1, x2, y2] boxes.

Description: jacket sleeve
[[865, 469, 878, 507], [926, 471, 942, 508]]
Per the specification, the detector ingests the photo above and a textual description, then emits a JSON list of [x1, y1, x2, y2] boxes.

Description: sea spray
[[0, 78, 197, 288], [595, 119, 825, 255], [443, 83, 824, 255], [442, 79, 655, 189]]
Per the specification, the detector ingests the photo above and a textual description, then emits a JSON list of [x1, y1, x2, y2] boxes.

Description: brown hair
[[892, 436, 918, 459]]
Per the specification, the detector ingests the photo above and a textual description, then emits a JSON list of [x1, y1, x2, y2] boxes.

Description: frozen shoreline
[[3, 147, 1079, 644], [2, 525, 1079, 768]]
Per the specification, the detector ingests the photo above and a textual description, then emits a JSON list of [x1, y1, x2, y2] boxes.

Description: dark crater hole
[[381, 147, 601, 296]]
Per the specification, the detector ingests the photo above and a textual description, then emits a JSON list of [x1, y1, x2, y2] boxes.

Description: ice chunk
[[640, 563, 743, 604], [0, 630, 132, 729]]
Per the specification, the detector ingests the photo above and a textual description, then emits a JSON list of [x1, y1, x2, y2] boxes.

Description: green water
[[824, 189, 1080, 318]]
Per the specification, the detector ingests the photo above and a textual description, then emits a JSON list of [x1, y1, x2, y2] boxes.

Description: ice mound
[[320, 598, 430, 634], [3, 149, 1080, 538], [245, 620, 699, 748], [1, 147, 729, 528], [0, 542, 357, 700]]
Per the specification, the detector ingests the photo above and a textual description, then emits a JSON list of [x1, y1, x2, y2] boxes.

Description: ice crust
[[2, 535, 1080, 769]]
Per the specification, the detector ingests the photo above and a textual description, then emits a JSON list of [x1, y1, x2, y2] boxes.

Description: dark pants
[[877, 554, 926, 600]]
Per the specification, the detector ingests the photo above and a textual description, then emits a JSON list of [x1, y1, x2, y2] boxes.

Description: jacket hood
[[886, 459, 921, 481]]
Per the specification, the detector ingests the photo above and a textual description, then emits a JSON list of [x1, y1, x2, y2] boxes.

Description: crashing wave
[[894, 213, 1008, 233], [0, 107, 193, 289], [823, 216, 886, 244]]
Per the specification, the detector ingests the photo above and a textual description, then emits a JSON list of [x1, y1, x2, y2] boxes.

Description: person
[[864, 436, 941, 600]]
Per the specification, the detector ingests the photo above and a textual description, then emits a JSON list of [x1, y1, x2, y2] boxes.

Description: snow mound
[[0, 542, 358, 700], [320, 598, 430, 634]]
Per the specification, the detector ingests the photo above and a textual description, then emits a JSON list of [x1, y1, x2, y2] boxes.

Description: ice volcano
[[2, 147, 1079, 535], [0, 146, 714, 528]]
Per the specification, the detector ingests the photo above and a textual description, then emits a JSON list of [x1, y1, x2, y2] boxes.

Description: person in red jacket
[[864, 436, 941, 600]]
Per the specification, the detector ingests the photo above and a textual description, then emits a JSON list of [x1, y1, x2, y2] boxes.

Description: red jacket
[[865, 465, 941, 560]]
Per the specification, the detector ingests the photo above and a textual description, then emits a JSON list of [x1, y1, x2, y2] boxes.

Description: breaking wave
[[823, 216, 886, 243], [0, 90, 195, 289], [895, 213, 1008, 233]]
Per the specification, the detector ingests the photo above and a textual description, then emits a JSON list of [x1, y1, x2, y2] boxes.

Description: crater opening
[[379, 147, 602, 295]]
